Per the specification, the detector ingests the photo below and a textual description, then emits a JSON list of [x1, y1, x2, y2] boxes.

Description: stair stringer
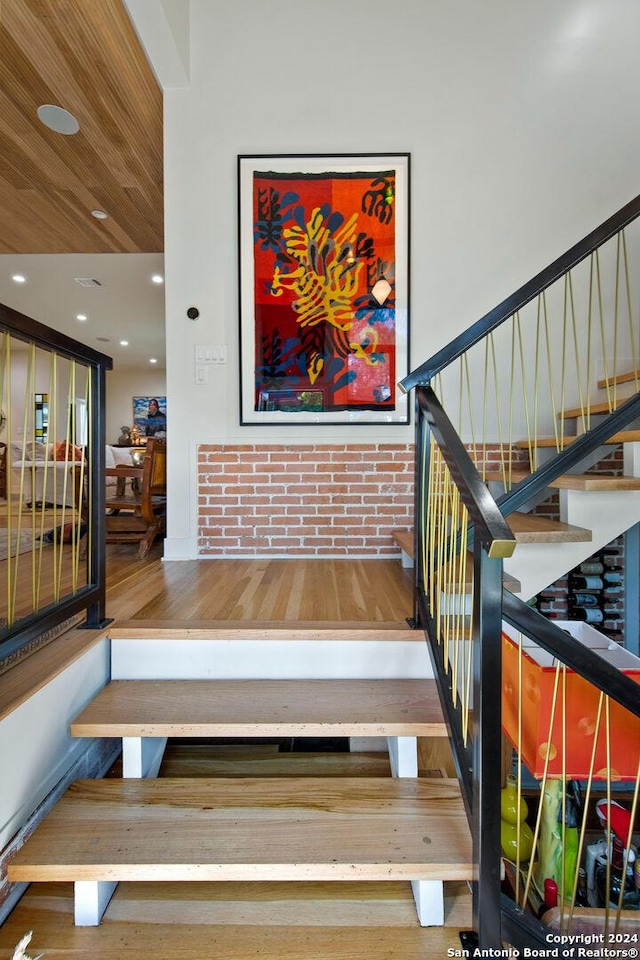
[[503, 486, 640, 601]]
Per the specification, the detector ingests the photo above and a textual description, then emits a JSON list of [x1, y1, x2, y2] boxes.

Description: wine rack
[[566, 547, 624, 639]]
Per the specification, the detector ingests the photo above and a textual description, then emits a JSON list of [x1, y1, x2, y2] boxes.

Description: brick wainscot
[[197, 444, 415, 557]]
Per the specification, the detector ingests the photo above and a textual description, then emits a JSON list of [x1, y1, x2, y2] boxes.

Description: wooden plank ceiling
[[0, 0, 163, 254]]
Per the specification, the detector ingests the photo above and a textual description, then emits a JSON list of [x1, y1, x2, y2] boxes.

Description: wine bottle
[[568, 607, 623, 623], [569, 575, 605, 590], [575, 560, 622, 574], [568, 607, 604, 623], [570, 592, 623, 608], [572, 592, 602, 606], [603, 570, 623, 584]]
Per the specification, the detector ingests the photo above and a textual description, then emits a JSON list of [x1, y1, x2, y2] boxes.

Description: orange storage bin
[[501, 626, 640, 780]]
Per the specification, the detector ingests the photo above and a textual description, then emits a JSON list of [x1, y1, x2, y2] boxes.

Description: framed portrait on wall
[[133, 396, 167, 439], [238, 153, 410, 425]]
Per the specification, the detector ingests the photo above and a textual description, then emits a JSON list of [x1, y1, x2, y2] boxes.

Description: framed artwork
[[238, 153, 410, 425], [133, 396, 167, 439]]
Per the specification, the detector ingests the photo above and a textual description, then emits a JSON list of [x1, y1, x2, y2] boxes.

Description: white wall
[[145, 0, 640, 558], [0, 640, 110, 852]]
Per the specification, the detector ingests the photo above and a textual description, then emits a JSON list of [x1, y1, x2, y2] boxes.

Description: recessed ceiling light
[[12, 274, 26, 283], [37, 104, 80, 135], [151, 274, 164, 284], [149, 358, 158, 364], [120, 340, 129, 346], [76, 314, 87, 321], [91, 210, 109, 220]]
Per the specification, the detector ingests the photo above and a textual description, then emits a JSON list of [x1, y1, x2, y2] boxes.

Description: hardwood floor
[[105, 547, 415, 623], [0, 550, 473, 958]]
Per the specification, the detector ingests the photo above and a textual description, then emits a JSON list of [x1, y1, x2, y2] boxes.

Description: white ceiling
[[0, 252, 165, 370]]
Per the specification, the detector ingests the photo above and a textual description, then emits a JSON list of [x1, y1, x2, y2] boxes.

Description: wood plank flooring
[[115, 554, 414, 623]]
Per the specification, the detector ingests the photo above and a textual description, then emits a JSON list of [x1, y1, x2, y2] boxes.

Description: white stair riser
[[111, 639, 433, 680], [505, 488, 640, 600]]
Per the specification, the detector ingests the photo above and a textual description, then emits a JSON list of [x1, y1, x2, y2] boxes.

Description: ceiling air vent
[[74, 277, 103, 287]]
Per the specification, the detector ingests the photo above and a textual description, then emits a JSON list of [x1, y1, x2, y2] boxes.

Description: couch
[[10, 443, 135, 506]]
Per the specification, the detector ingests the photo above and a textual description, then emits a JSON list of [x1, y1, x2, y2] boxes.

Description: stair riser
[[111, 640, 433, 681], [505, 488, 640, 599]]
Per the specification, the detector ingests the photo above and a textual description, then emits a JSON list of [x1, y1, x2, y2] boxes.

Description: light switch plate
[[195, 344, 227, 363]]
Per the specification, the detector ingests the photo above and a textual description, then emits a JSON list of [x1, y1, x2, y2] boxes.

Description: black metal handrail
[[400, 193, 640, 392], [0, 303, 113, 661]]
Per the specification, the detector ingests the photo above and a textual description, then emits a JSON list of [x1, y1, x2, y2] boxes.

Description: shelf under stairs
[[9, 659, 472, 930]]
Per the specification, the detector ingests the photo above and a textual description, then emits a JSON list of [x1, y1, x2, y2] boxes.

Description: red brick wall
[[197, 443, 414, 556]]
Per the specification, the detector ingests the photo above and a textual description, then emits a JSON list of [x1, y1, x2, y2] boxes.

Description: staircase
[[502, 376, 640, 598], [397, 370, 640, 604], [398, 192, 640, 951], [8, 625, 472, 929]]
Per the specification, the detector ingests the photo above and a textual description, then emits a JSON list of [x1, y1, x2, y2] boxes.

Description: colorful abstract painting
[[239, 155, 409, 424]]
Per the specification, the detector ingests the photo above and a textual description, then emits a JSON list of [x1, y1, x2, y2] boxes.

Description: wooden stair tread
[[393, 531, 518, 591], [71, 679, 447, 738], [484, 469, 640, 490], [597, 369, 640, 390], [108, 620, 419, 642], [506, 512, 591, 543], [8, 777, 472, 883], [515, 430, 640, 448], [392, 530, 413, 555], [558, 398, 638, 420], [550, 473, 640, 490]]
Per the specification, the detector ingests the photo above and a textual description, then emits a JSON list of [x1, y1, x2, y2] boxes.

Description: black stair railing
[[404, 195, 640, 952], [0, 303, 113, 666]]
